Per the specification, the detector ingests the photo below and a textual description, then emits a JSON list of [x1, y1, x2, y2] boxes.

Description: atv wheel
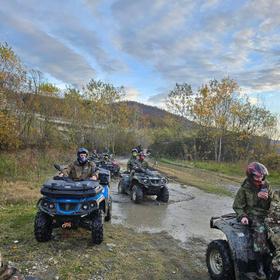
[[131, 185, 143, 204], [104, 196, 112, 222], [118, 180, 125, 194], [157, 186, 169, 202], [91, 211, 103, 244], [206, 239, 234, 280], [34, 211, 53, 242]]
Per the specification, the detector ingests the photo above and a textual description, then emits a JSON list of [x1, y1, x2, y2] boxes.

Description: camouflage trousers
[[268, 225, 280, 271], [251, 219, 270, 254]]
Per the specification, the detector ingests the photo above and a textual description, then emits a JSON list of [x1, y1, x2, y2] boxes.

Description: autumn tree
[[194, 78, 239, 161]]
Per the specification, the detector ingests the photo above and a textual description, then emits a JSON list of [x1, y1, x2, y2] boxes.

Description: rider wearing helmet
[[61, 148, 97, 180], [136, 151, 149, 170], [233, 162, 272, 280], [127, 148, 139, 172], [102, 153, 110, 163]]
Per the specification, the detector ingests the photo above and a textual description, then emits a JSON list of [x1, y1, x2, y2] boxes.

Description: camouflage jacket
[[62, 160, 96, 180], [265, 190, 280, 229], [134, 159, 149, 170], [127, 157, 138, 171], [233, 178, 272, 221]]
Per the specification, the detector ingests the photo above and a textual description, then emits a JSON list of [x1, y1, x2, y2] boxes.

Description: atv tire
[[157, 186, 169, 202], [118, 180, 125, 194], [206, 239, 234, 280], [104, 196, 112, 222], [91, 211, 103, 244], [34, 211, 53, 242], [131, 185, 143, 204]]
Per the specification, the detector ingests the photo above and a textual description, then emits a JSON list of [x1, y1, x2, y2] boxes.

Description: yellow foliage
[[0, 111, 20, 150]]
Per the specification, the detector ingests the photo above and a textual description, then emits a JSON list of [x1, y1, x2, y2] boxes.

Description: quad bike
[[34, 165, 112, 244], [206, 213, 280, 280], [118, 168, 169, 204], [89, 156, 120, 178]]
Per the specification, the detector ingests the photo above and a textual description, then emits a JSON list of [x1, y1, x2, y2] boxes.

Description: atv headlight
[[49, 202, 55, 209], [89, 201, 97, 208], [143, 178, 149, 184], [82, 204, 89, 210], [42, 200, 49, 208], [161, 178, 167, 184]]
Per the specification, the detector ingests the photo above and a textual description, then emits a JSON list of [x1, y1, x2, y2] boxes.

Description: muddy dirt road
[[111, 180, 233, 242], [109, 176, 235, 279]]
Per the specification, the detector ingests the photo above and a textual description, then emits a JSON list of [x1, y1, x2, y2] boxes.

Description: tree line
[[0, 42, 279, 170], [150, 79, 279, 169]]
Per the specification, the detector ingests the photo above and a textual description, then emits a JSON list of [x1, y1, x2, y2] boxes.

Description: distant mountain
[[123, 101, 194, 128]]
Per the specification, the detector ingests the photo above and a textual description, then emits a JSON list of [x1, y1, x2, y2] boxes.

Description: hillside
[[5, 92, 194, 129], [124, 101, 194, 128]]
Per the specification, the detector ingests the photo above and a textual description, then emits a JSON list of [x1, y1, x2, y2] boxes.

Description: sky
[[0, 0, 279, 114]]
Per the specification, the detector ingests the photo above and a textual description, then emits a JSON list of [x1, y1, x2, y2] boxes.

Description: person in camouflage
[[265, 190, 280, 273], [136, 152, 149, 170], [60, 148, 97, 180], [127, 148, 139, 172], [101, 153, 110, 164], [233, 162, 271, 280], [0, 252, 25, 280]]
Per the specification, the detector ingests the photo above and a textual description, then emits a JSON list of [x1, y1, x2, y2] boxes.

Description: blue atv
[[34, 165, 112, 244]]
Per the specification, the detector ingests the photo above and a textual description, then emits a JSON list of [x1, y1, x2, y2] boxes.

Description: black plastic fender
[[211, 214, 255, 280]]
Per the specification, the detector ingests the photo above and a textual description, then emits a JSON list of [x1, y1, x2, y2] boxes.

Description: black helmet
[[103, 153, 109, 160], [77, 147, 89, 156], [77, 147, 89, 164], [246, 162, 268, 187]]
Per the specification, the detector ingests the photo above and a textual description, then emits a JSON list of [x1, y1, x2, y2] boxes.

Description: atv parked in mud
[[206, 213, 280, 280], [118, 169, 169, 204], [34, 165, 112, 245]]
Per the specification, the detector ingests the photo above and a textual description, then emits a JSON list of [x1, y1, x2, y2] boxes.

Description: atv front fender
[[211, 214, 255, 280]]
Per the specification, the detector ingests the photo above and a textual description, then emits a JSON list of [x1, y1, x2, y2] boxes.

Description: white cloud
[[124, 87, 141, 101]]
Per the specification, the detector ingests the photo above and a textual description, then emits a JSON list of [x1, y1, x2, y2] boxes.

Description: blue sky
[[0, 0, 279, 114]]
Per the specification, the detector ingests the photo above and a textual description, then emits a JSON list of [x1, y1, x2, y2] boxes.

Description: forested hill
[[123, 101, 194, 128], [5, 92, 194, 129]]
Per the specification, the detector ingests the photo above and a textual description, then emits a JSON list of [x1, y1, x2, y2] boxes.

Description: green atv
[[118, 168, 169, 204]]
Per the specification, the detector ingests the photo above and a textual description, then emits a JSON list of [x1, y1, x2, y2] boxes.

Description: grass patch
[[0, 203, 206, 280], [154, 159, 241, 197], [0, 148, 74, 182], [158, 158, 280, 189]]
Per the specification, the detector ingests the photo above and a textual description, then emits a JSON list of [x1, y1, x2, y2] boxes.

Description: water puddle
[[110, 179, 233, 243]]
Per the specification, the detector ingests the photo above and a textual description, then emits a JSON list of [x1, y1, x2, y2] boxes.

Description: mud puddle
[[110, 179, 233, 243]]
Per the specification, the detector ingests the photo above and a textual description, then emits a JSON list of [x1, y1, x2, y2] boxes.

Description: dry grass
[[0, 180, 40, 205]]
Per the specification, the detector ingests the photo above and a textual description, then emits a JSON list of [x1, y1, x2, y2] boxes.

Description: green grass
[[0, 204, 206, 280], [0, 149, 73, 182], [154, 160, 237, 197], [158, 158, 280, 189]]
